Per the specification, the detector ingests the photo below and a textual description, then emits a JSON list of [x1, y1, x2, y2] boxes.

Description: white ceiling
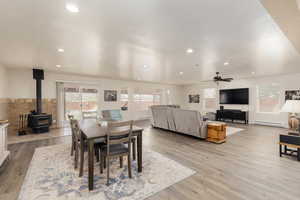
[[0, 0, 300, 84]]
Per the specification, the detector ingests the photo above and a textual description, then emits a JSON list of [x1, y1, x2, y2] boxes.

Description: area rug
[[18, 144, 195, 200], [227, 126, 244, 136]]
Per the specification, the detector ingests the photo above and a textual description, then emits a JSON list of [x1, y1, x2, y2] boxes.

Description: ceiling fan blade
[[222, 78, 233, 81], [221, 79, 233, 82]]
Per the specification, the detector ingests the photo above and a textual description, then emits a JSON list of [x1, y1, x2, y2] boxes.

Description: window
[[203, 88, 217, 110], [257, 85, 281, 113], [120, 89, 129, 102], [133, 93, 161, 111], [81, 89, 98, 113]]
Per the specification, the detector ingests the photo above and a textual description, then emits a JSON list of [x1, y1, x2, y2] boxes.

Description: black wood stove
[[28, 69, 52, 133]]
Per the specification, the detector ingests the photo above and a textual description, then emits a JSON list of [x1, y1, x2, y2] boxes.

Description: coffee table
[[207, 122, 227, 144]]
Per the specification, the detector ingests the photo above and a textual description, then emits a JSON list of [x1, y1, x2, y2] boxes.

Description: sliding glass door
[[81, 88, 98, 113], [64, 87, 98, 120]]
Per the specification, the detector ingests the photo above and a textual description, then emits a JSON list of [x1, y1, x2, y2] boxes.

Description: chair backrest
[[70, 119, 81, 141], [106, 120, 133, 146], [68, 114, 75, 136], [68, 114, 74, 120], [102, 109, 122, 121], [82, 111, 98, 119]]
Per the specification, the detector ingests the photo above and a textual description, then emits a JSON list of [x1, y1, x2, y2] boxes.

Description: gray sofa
[[150, 105, 208, 139]]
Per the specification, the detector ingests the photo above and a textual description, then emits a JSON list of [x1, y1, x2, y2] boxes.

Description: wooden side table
[[207, 122, 227, 144], [279, 132, 300, 161]]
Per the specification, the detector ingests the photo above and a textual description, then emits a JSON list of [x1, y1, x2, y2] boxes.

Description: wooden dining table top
[[79, 119, 144, 140]]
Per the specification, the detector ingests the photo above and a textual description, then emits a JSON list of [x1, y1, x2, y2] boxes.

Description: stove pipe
[[33, 69, 44, 114]]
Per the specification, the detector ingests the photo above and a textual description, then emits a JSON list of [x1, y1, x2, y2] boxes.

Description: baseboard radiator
[[254, 121, 284, 127]]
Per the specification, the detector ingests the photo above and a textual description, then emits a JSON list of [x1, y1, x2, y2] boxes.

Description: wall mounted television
[[219, 88, 249, 105]]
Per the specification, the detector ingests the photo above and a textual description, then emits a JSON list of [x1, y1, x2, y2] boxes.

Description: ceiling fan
[[213, 72, 233, 84]]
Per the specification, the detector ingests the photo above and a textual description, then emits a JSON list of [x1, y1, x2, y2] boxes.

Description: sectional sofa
[[150, 105, 208, 139]]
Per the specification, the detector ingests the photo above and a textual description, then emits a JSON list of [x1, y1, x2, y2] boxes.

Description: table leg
[[284, 145, 287, 154], [279, 144, 282, 157], [88, 139, 94, 190], [137, 132, 143, 173]]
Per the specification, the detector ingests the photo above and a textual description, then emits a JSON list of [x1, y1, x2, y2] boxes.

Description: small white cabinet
[[0, 123, 9, 168]]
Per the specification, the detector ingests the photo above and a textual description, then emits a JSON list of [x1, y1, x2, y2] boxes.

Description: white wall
[[181, 73, 300, 127], [0, 64, 8, 119], [7, 68, 184, 120], [0, 64, 8, 98]]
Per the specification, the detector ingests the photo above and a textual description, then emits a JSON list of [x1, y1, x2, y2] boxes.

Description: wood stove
[[28, 69, 52, 133]]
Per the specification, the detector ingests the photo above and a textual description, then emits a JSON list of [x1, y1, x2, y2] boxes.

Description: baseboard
[[254, 121, 284, 128]]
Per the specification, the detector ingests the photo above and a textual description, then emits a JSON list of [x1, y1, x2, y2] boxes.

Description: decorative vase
[[288, 114, 299, 131]]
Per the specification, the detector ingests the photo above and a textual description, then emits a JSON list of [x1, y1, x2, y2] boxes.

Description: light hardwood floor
[[1, 122, 300, 200]]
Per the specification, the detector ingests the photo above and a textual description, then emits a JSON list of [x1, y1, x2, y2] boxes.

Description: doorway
[[64, 87, 98, 120]]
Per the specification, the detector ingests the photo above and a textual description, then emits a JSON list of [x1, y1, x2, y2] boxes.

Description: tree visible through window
[[258, 85, 281, 113]]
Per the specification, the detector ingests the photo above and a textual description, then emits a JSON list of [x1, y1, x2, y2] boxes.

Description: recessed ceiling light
[[57, 48, 64, 52], [186, 48, 194, 54], [143, 65, 148, 68], [56, 65, 61, 68], [66, 3, 79, 13], [224, 62, 229, 66], [179, 72, 183, 75], [251, 71, 255, 75]]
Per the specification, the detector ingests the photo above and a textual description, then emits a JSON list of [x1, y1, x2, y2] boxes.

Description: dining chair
[[68, 114, 75, 156], [100, 120, 133, 185], [101, 109, 123, 121], [100, 109, 137, 161], [70, 119, 104, 177]]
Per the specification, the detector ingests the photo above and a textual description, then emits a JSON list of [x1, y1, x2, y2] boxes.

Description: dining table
[[79, 119, 144, 191]]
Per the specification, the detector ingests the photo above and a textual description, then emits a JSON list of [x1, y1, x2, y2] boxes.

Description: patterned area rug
[[18, 144, 195, 200]]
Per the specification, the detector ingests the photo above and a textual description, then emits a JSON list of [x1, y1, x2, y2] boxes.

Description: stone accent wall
[[7, 98, 57, 134]]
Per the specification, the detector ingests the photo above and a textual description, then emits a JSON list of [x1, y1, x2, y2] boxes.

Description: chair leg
[[106, 156, 110, 186], [74, 143, 79, 169], [71, 137, 74, 156], [100, 154, 103, 174], [128, 154, 132, 178], [95, 147, 100, 163], [120, 156, 123, 168], [132, 139, 136, 161]]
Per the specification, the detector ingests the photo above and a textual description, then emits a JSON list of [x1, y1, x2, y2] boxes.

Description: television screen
[[219, 88, 249, 104]]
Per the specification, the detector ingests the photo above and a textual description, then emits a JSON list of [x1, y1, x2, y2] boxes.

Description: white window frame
[[133, 93, 161, 111], [203, 88, 217, 111], [257, 85, 281, 114], [120, 89, 129, 102]]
